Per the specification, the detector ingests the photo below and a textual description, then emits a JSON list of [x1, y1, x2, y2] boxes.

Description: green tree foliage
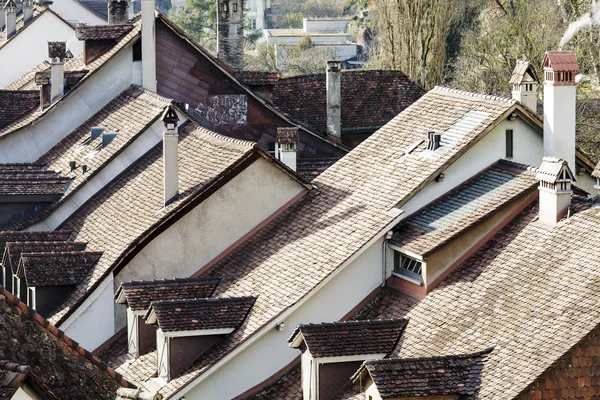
[[169, 0, 217, 51]]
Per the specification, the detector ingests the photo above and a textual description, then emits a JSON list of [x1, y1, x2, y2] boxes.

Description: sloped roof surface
[[509, 60, 538, 85], [4, 241, 88, 274], [0, 90, 39, 130], [20, 251, 102, 287], [289, 319, 407, 358], [390, 160, 538, 256], [0, 231, 72, 253], [0, 169, 70, 196], [76, 24, 134, 40], [117, 277, 222, 311], [148, 297, 256, 332], [296, 157, 340, 182]]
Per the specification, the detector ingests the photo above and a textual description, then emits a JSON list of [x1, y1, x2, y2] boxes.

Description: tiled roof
[[509, 60, 538, 85], [0, 231, 72, 254], [0, 90, 39, 130], [0, 20, 142, 138], [3, 241, 88, 275], [76, 24, 134, 40], [288, 319, 407, 358], [4, 61, 50, 90], [146, 297, 256, 332], [50, 125, 258, 325], [271, 70, 425, 136], [352, 349, 492, 398], [111, 87, 518, 397], [0, 360, 59, 400], [390, 160, 538, 256], [296, 157, 340, 182], [0, 286, 131, 399], [234, 71, 279, 86], [344, 196, 600, 399], [116, 277, 222, 312], [19, 251, 102, 287], [115, 388, 162, 400], [0, 169, 70, 196], [542, 50, 579, 72], [0, 5, 43, 50], [243, 364, 302, 400], [536, 157, 575, 184], [12, 85, 173, 230]]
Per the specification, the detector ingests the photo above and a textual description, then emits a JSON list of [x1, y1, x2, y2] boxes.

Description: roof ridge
[[0, 285, 133, 387], [0, 230, 72, 237], [7, 241, 87, 246], [122, 276, 222, 286], [0, 360, 31, 374], [495, 159, 538, 174], [365, 346, 495, 366], [194, 126, 257, 148], [300, 318, 407, 329], [433, 86, 517, 104], [131, 84, 174, 104], [20, 251, 103, 257], [150, 296, 256, 306]]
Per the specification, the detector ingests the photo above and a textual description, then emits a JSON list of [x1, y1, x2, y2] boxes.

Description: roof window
[[393, 251, 423, 286]]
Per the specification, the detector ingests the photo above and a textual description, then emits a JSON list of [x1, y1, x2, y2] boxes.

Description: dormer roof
[[535, 156, 576, 184], [288, 319, 407, 358], [3, 241, 88, 275], [0, 168, 70, 197], [115, 276, 222, 312], [76, 24, 134, 41], [542, 50, 579, 72], [509, 60, 539, 85], [145, 297, 256, 334], [17, 251, 102, 287]]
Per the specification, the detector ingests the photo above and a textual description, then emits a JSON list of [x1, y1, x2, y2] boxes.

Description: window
[[251, 18, 257, 29], [132, 40, 142, 61], [267, 142, 279, 160], [394, 252, 422, 275], [506, 129, 513, 158]]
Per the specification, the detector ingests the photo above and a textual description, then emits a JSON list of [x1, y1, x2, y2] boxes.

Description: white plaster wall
[[266, 34, 352, 45], [0, 46, 135, 163], [12, 385, 43, 400], [177, 237, 386, 400], [303, 19, 350, 33], [0, 12, 83, 88], [61, 273, 115, 350], [50, 0, 107, 26]]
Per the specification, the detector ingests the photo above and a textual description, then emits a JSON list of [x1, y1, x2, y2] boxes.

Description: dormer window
[[392, 251, 424, 286]]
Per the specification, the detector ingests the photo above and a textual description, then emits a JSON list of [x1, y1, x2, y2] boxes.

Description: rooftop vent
[[102, 131, 118, 147], [91, 127, 105, 141], [427, 131, 441, 151]]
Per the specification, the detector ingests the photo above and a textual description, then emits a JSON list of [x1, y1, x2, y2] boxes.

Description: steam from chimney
[[560, 1, 600, 46]]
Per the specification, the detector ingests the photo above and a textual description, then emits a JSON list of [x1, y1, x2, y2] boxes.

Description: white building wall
[[303, 19, 350, 33], [50, 0, 107, 26], [0, 46, 135, 163], [0, 12, 83, 88]]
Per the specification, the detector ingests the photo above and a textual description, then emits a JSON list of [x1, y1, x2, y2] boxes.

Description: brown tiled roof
[[76, 24, 134, 40], [0, 20, 142, 138], [0, 90, 39, 130], [0, 231, 72, 254], [5, 61, 50, 90], [271, 70, 425, 136], [296, 157, 340, 182], [234, 71, 279, 87], [18, 251, 102, 287], [0, 360, 59, 400], [352, 349, 492, 398], [0, 170, 70, 196], [146, 297, 256, 332], [0, 286, 131, 399], [277, 127, 299, 144], [3, 241, 88, 275], [288, 319, 407, 358], [390, 160, 538, 256], [542, 50, 579, 72], [12, 85, 173, 230], [243, 364, 302, 400], [34, 69, 89, 86], [50, 125, 259, 325], [116, 277, 222, 312]]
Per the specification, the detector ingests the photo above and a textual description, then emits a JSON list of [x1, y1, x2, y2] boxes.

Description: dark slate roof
[[76, 24, 134, 40], [296, 157, 340, 182], [116, 277, 222, 312], [234, 71, 279, 86], [146, 297, 256, 332], [0, 90, 39, 130], [0, 231, 72, 254], [0, 360, 59, 400], [3, 241, 88, 274], [18, 251, 102, 287], [288, 319, 407, 358], [270, 70, 425, 137], [352, 349, 492, 398], [0, 287, 130, 399], [390, 160, 538, 256], [0, 169, 70, 196]]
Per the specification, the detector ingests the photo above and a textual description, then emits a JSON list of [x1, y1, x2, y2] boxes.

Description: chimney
[[107, 0, 129, 24], [162, 108, 180, 206], [141, 0, 157, 92], [48, 42, 67, 102], [4, 0, 16, 40], [542, 50, 579, 171], [510, 59, 539, 112], [426, 130, 441, 151], [22, 0, 33, 24], [217, 0, 244, 70], [128, 0, 135, 19], [0, 1, 5, 30], [536, 157, 575, 224], [276, 127, 299, 171], [326, 60, 342, 141]]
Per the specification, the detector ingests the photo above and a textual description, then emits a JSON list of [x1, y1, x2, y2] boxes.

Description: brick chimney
[[510, 60, 538, 112], [4, 0, 16, 40], [277, 127, 299, 171], [217, 0, 244, 70], [141, 0, 157, 92], [107, 0, 129, 24], [542, 50, 579, 171], [536, 157, 575, 224], [162, 107, 180, 206], [326, 60, 342, 141], [48, 42, 67, 102]]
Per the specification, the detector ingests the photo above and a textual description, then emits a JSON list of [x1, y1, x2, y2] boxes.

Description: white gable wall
[[0, 12, 83, 88], [0, 46, 135, 163], [50, 0, 107, 26]]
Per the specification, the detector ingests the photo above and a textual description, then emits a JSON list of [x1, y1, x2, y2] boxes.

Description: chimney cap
[[542, 50, 579, 72], [3, 0, 16, 10], [276, 127, 299, 144], [48, 41, 67, 62], [327, 60, 341, 72], [162, 107, 179, 126], [510, 60, 539, 85], [536, 157, 576, 184]]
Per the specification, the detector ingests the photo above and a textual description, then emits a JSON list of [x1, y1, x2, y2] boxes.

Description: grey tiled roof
[[19, 251, 102, 287]]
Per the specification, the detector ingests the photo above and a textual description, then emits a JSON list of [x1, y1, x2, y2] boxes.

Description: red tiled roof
[[542, 50, 579, 72], [116, 277, 222, 312], [146, 297, 256, 332], [18, 251, 102, 287], [288, 319, 407, 358]]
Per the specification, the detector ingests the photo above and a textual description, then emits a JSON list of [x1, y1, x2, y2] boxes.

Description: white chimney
[[276, 127, 299, 171], [510, 60, 538, 112], [23, 0, 33, 24], [48, 42, 67, 102], [5, 0, 16, 40], [542, 50, 579, 171], [326, 60, 342, 141], [536, 157, 575, 224], [141, 0, 157, 92], [162, 108, 180, 206]]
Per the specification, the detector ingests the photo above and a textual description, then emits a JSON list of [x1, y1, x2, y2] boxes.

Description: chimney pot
[[510, 60, 539, 112], [4, 0, 17, 40], [48, 42, 67, 102], [326, 60, 342, 141], [276, 127, 299, 171], [69, 160, 77, 171], [23, 0, 33, 24], [162, 108, 180, 206], [536, 157, 575, 224]]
